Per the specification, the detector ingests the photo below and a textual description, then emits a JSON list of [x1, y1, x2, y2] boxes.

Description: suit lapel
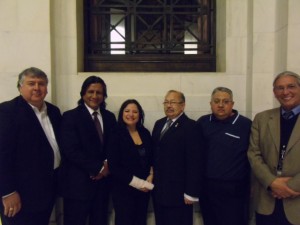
[[161, 114, 186, 139], [17, 96, 55, 150], [80, 105, 99, 135], [18, 97, 46, 135], [154, 118, 166, 140], [46, 103, 60, 141], [80, 105, 105, 150], [101, 110, 110, 135], [287, 115, 300, 152], [268, 109, 281, 153]]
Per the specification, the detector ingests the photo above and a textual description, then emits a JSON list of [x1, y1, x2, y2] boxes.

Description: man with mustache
[[152, 90, 201, 225]]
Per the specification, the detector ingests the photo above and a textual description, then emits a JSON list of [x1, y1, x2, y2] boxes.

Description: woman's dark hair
[[117, 99, 145, 128], [77, 76, 107, 109]]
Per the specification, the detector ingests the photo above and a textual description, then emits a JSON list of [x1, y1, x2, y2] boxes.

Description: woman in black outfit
[[107, 99, 154, 225]]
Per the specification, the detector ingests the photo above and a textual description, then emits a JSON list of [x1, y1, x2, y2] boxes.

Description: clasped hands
[[270, 177, 300, 199], [90, 161, 110, 180], [138, 174, 154, 193]]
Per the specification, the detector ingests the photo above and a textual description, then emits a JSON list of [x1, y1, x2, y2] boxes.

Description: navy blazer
[[152, 113, 202, 206], [0, 96, 61, 212], [59, 104, 117, 200]]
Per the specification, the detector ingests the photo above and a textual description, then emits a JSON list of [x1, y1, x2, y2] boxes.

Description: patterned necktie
[[283, 111, 294, 120], [160, 119, 172, 139], [93, 111, 103, 143]]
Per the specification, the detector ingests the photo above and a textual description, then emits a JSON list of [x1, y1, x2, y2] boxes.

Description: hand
[[100, 161, 110, 177], [184, 197, 195, 205], [139, 187, 151, 193], [90, 172, 104, 180], [146, 174, 153, 183], [2, 192, 22, 217], [90, 161, 110, 181], [270, 177, 300, 199]]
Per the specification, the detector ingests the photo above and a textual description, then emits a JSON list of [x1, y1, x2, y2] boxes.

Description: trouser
[[112, 188, 150, 225], [153, 201, 193, 225], [200, 179, 250, 225]]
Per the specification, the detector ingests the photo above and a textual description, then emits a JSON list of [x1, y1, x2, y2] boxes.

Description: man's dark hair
[[77, 76, 107, 109]]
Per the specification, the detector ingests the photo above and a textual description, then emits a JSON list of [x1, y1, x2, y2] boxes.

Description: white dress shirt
[[31, 103, 60, 169]]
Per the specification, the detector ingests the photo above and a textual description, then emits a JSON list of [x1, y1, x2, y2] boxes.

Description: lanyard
[[276, 145, 286, 176]]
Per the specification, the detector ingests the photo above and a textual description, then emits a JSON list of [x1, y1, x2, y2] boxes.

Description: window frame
[[84, 0, 216, 72]]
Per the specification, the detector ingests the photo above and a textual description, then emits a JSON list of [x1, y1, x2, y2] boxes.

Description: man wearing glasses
[[196, 87, 252, 225], [152, 90, 201, 225], [248, 71, 300, 225]]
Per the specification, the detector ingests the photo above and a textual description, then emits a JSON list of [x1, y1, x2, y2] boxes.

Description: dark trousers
[[63, 185, 110, 225], [112, 188, 150, 225], [256, 199, 292, 225], [0, 204, 53, 225], [153, 201, 193, 225], [200, 179, 250, 225]]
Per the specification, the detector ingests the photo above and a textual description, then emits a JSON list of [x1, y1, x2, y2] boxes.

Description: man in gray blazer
[[248, 71, 300, 225]]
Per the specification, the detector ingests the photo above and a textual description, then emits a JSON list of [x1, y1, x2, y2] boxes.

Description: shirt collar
[[167, 112, 184, 123], [29, 102, 47, 114], [210, 109, 239, 124], [84, 103, 100, 116], [281, 105, 300, 116]]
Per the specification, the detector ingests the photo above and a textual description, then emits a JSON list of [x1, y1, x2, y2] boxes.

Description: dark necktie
[[283, 111, 294, 120], [160, 119, 172, 139], [93, 111, 103, 143]]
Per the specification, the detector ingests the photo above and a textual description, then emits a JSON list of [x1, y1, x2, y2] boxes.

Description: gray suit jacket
[[248, 108, 300, 224]]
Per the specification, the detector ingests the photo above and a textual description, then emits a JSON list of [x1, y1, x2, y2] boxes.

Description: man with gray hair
[[0, 67, 61, 225], [248, 71, 300, 225], [197, 87, 252, 225], [152, 90, 201, 225]]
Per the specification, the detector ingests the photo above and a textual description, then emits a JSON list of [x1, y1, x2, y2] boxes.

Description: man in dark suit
[[0, 67, 62, 225], [152, 90, 201, 225], [248, 71, 300, 225], [59, 76, 117, 225]]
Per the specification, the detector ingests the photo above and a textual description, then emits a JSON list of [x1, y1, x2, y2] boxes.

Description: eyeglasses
[[163, 101, 183, 106], [212, 99, 233, 105], [274, 84, 299, 92]]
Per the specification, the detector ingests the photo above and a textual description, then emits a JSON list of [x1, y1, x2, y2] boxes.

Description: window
[[84, 0, 216, 72]]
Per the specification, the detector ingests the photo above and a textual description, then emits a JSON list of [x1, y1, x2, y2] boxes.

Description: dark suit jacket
[[59, 104, 116, 200], [0, 96, 61, 212], [248, 108, 300, 224], [152, 113, 201, 206], [107, 125, 153, 191]]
